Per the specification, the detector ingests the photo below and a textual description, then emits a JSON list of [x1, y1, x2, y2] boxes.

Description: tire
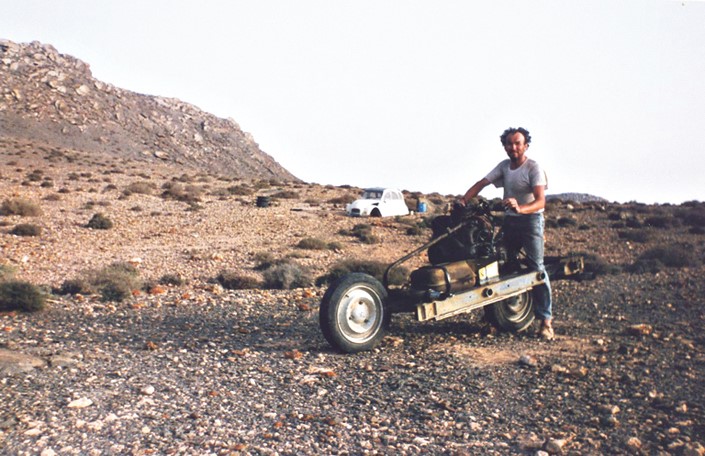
[[485, 291, 535, 332], [319, 273, 390, 353], [370, 208, 382, 217]]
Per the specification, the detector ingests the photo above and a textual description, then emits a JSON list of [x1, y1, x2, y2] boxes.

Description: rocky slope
[[0, 141, 704, 454], [0, 39, 297, 182]]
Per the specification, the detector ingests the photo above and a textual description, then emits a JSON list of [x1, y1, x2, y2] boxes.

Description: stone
[[545, 437, 567, 454], [140, 385, 155, 396], [67, 397, 93, 408]]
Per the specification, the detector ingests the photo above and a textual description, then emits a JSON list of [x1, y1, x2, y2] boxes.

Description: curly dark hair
[[500, 127, 531, 145]]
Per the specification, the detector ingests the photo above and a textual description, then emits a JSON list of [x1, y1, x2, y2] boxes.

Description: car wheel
[[319, 273, 390, 353], [485, 290, 535, 332]]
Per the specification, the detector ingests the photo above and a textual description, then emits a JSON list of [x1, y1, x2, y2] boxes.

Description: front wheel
[[485, 290, 535, 332], [319, 273, 390, 353]]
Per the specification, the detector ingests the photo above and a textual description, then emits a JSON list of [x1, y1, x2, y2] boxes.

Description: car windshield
[[362, 190, 383, 199]]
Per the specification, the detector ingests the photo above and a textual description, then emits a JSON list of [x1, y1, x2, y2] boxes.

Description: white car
[[346, 188, 409, 217]]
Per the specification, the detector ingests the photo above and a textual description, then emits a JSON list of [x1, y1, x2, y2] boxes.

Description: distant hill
[[547, 193, 608, 203], [0, 39, 298, 182]]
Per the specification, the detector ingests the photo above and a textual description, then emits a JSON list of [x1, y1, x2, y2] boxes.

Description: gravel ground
[[1, 146, 704, 455]]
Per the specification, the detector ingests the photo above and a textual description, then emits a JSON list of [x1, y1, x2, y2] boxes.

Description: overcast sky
[[2, 0, 704, 204]]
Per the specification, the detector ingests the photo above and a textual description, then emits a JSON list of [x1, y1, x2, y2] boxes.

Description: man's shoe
[[539, 325, 555, 341]]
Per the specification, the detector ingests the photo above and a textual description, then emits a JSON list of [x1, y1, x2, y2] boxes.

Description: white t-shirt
[[484, 158, 547, 214]]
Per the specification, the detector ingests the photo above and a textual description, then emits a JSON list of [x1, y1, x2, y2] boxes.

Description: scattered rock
[[67, 397, 93, 408]]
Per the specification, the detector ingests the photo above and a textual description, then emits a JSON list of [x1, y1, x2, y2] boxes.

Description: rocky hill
[[0, 39, 298, 182], [547, 193, 608, 203]]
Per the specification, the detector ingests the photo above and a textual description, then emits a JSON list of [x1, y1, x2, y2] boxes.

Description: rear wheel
[[486, 291, 535, 332], [319, 273, 389, 353]]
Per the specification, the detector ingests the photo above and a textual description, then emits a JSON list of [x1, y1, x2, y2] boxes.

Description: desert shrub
[[556, 217, 577, 228], [629, 244, 700, 272], [87, 213, 113, 229], [159, 273, 186, 286], [40, 180, 54, 188], [626, 259, 665, 274], [328, 194, 356, 205], [315, 259, 409, 287], [124, 181, 156, 195], [216, 270, 261, 290], [227, 184, 253, 196], [327, 241, 344, 251], [617, 230, 651, 243], [43, 193, 62, 201], [161, 182, 203, 202], [625, 218, 643, 228], [0, 281, 46, 312], [253, 251, 277, 270], [689, 226, 705, 235], [676, 206, 705, 227], [571, 252, 622, 276], [644, 215, 675, 229], [56, 278, 94, 295], [272, 190, 299, 199], [0, 198, 42, 216], [296, 237, 338, 250], [10, 223, 42, 237], [262, 262, 313, 289], [340, 223, 379, 244], [81, 262, 142, 302], [26, 170, 43, 182]]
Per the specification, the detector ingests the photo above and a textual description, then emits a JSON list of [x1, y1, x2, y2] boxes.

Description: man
[[459, 127, 554, 340]]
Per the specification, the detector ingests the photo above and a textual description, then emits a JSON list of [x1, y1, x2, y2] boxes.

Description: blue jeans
[[502, 213, 552, 321]]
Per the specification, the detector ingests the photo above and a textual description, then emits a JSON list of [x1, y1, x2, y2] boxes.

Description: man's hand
[[503, 198, 521, 213]]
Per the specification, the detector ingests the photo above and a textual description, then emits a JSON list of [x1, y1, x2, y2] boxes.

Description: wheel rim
[[498, 291, 533, 323], [336, 285, 383, 344]]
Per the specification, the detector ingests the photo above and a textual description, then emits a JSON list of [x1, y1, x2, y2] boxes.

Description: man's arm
[[460, 178, 491, 204], [504, 185, 546, 214]]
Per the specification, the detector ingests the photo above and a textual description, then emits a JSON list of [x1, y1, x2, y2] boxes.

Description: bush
[[676, 206, 705, 227], [617, 230, 651, 243], [328, 194, 356, 205], [227, 184, 253, 196], [262, 262, 313, 289], [216, 270, 261, 290], [557, 217, 578, 228], [644, 215, 675, 229], [296, 237, 340, 250], [87, 213, 113, 229], [10, 223, 42, 237], [631, 244, 700, 270], [161, 182, 203, 202], [0, 281, 46, 312], [124, 181, 156, 195], [316, 259, 409, 287], [56, 278, 94, 295], [0, 198, 42, 216], [570, 252, 622, 276], [272, 190, 300, 200], [159, 273, 186, 286], [86, 262, 143, 302], [340, 223, 379, 244]]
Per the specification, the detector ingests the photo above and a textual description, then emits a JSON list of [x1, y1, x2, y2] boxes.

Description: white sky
[[2, 0, 704, 203]]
